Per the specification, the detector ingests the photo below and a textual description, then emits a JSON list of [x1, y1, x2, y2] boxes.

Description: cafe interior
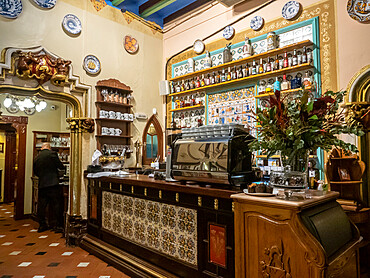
[[0, 0, 369, 277]]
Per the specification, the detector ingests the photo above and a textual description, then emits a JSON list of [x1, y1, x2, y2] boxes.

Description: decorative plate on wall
[[32, 0, 56, 9], [347, 0, 370, 22], [282, 1, 301, 20], [250, 16, 264, 31], [193, 39, 205, 54], [124, 35, 139, 54], [0, 0, 23, 19], [223, 26, 235, 40], [62, 14, 82, 35], [83, 55, 101, 75]]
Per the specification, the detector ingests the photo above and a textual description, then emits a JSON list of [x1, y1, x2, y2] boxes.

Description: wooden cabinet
[[95, 79, 133, 157], [232, 192, 362, 278]]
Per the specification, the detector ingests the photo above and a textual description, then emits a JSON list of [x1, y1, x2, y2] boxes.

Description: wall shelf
[[95, 118, 133, 123], [95, 135, 133, 138], [95, 101, 132, 108], [169, 40, 313, 82], [170, 104, 204, 112], [169, 63, 313, 97]]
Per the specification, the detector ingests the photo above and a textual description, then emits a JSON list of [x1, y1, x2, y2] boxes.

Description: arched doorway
[[142, 115, 163, 165], [346, 64, 370, 206]]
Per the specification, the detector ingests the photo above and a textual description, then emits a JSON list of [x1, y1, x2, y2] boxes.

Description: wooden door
[[3, 131, 16, 203], [142, 115, 163, 166]]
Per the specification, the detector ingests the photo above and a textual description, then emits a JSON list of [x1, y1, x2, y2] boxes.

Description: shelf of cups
[[168, 63, 313, 97], [95, 101, 132, 108], [95, 135, 133, 138], [169, 104, 204, 112], [169, 40, 313, 82], [95, 118, 133, 123]]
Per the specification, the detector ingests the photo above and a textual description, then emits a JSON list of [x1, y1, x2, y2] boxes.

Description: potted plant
[[249, 89, 364, 188]]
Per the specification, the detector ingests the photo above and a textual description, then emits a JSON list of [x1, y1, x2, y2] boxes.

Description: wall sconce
[[3, 94, 47, 115]]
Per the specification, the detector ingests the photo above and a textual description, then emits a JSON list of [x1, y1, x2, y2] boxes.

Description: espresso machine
[[170, 125, 258, 188]]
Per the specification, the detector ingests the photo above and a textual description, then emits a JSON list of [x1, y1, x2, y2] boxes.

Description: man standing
[[33, 142, 65, 233]]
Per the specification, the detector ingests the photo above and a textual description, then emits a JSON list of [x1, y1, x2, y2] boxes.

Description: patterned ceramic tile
[[102, 191, 198, 265]]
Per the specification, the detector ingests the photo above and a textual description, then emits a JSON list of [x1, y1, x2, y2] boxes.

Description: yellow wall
[[0, 0, 164, 215], [0, 131, 5, 202], [0, 96, 68, 212]]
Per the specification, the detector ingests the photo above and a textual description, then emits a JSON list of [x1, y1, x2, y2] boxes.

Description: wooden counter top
[[231, 191, 339, 211], [87, 174, 241, 199]]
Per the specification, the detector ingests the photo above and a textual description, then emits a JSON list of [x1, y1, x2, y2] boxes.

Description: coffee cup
[[115, 128, 122, 136], [128, 113, 134, 121], [99, 110, 107, 118], [109, 127, 116, 135], [123, 113, 129, 121], [102, 127, 109, 135], [109, 111, 116, 119], [116, 112, 122, 119]]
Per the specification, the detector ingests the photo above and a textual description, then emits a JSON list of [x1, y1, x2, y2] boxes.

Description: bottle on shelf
[[266, 79, 274, 93], [204, 50, 212, 69], [242, 37, 253, 58], [242, 64, 247, 77], [232, 66, 237, 80], [216, 71, 221, 83], [180, 97, 184, 108], [302, 46, 307, 64], [190, 78, 195, 90], [287, 53, 293, 67], [265, 57, 272, 72], [307, 48, 313, 63], [273, 77, 281, 92], [237, 66, 243, 79], [205, 74, 210, 86], [252, 60, 257, 75], [283, 52, 289, 68], [292, 49, 298, 66], [303, 71, 312, 89], [185, 79, 190, 91], [226, 67, 232, 81], [221, 68, 226, 82], [195, 76, 200, 88], [281, 74, 289, 91], [180, 80, 185, 91], [297, 50, 302, 65], [200, 74, 205, 87], [175, 82, 181, 93], [174, 96, 180, 109], [210, 72, 215, 84], [248, 63, 253, 76], [171, 81, 175, 94], [258, 80, 266, 95], [258, 58, 264, 74], [278, 55, 284, 70]]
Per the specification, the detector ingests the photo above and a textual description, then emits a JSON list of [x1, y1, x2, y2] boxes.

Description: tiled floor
[[0, 203, 130, 278]]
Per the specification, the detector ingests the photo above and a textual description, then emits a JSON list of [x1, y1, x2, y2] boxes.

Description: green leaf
[[309, 115, 318, 120], [307, 101, 314, 113]]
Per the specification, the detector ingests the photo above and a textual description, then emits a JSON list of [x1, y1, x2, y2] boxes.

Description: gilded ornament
[[214, 199, 219, 210]]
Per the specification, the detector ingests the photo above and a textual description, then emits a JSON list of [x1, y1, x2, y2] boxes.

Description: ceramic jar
[[187, 58, 194, 73], [267, 32, 277, 51], [242, 37, 253, 58]]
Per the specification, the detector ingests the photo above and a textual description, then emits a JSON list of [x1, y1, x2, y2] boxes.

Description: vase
[[270, 151, 309, 189]]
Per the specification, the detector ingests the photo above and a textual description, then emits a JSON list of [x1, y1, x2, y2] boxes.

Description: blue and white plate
[[83, 55, 101, 75], [62, 14, 82, 35], [0, 0, 22, 19], [347, 0, 370, 23], [32, 0, 56, 9], [250, 16, 264, 31], [282, 1, 301, 20]]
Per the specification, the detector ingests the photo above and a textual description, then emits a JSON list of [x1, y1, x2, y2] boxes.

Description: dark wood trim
[[142, 115, 163, 165], [4, 132, 16, 203], [1, 115, 28, 219], [139, 0, 162, 15], [81, 234, 179, 278]]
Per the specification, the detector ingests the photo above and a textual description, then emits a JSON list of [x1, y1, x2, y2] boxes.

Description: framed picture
[[338, 167, 351, 181], [0, 142, 3, 153], [208, 223, 227, 268]]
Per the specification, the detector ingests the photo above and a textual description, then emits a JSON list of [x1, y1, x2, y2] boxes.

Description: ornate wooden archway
[[142, 115, 163, 165]]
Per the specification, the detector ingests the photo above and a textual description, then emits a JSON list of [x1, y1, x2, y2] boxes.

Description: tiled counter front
[[84, 175, 237, 278], [101, 191, 198, 266]]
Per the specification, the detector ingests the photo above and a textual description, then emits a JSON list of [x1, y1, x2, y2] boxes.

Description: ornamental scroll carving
[[67, 118, 95, 133], [15, 51, 71, 86], [260, 240, 292, 278]]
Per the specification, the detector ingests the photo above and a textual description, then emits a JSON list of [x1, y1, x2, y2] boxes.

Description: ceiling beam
[[112, 0, 125, 6], [140, 0, 177, 18], [163, 0, 211, 25]]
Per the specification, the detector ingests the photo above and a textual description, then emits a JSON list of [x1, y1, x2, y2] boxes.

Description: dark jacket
[[33, 149, 65, 189]]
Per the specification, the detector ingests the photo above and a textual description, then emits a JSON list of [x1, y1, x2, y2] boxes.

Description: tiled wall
[[101, 191, 198, 266], [172, 24, 313, 77]]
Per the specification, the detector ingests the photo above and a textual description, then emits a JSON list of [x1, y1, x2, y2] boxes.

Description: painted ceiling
[[105, 0, 212, 28]]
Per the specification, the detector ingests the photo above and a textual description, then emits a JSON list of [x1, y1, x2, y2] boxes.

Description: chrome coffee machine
[[170, 125, 257, 187]]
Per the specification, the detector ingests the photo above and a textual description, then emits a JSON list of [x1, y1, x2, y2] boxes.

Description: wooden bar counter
[[232, 191, 362, 278], [82, 174, 239, 278]]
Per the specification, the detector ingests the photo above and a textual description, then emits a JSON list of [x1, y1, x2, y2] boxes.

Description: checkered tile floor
[[0, 203, 130, 278]]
